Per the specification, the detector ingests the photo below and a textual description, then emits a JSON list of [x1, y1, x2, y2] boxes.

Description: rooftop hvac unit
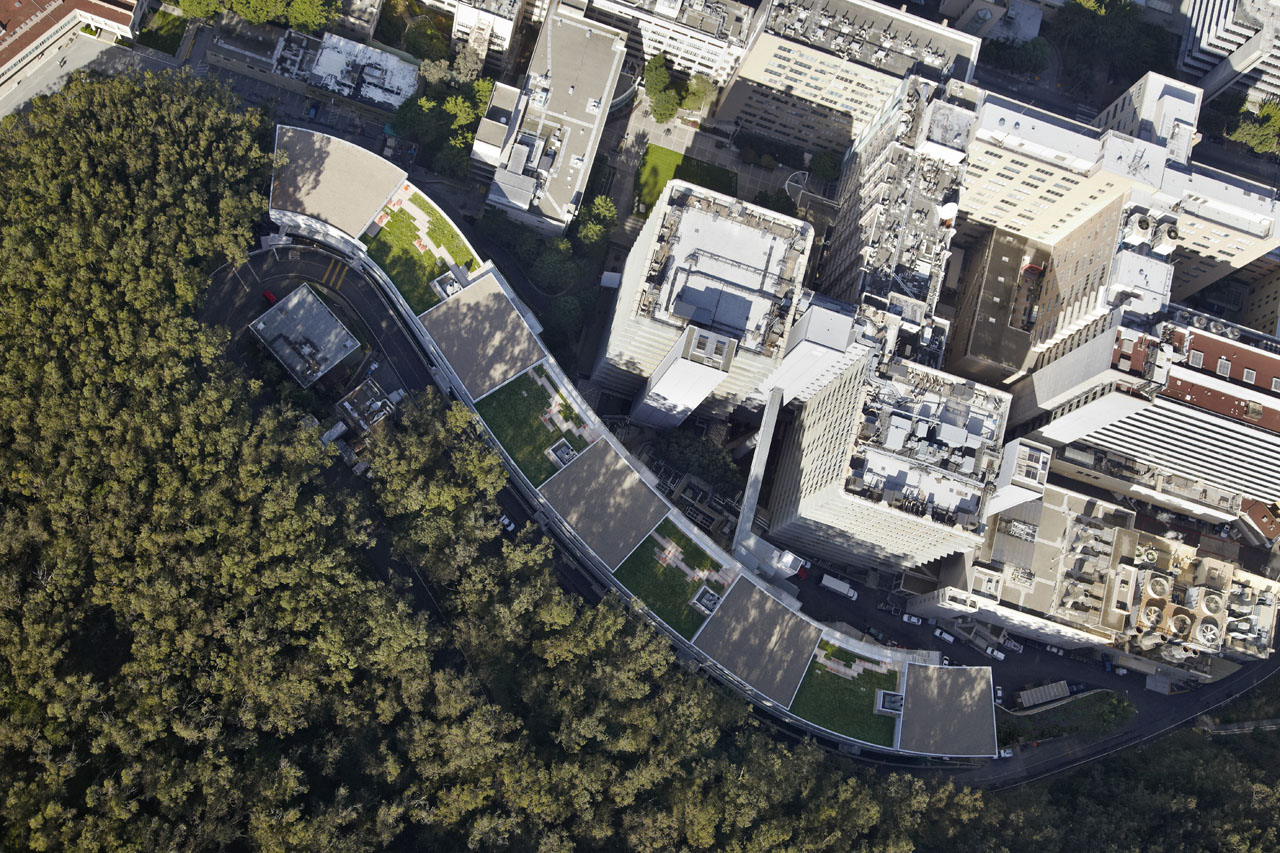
[[1123, 212, 1153, 246], [1169, 613, 1192, 637], [1198, 619, 1222, 645], [1142, 604, 1165, 627], [1146, 574, 1171, 598]]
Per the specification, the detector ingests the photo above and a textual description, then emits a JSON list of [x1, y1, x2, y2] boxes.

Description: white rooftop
[[1108, 249, 1173, 315], [310, 33, 419, 109]]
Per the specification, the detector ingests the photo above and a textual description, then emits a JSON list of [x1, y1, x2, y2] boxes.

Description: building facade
[[712, 0, 980, 154]]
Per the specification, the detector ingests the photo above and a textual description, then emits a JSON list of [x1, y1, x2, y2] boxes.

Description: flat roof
[[538, 441, 670, 570], [249, 284, 360, 387], [897, 663, 997, 757], [694, 578, 823, 706], [271, 126, 406, 238], [520, 6, 625, 224], [419, 269, 546, 399]]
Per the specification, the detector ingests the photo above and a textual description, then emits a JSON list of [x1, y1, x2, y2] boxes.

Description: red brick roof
[[1, 0, 134, 77]]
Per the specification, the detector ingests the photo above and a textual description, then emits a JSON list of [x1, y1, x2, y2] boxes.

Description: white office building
[[593, 180, 822, 423]]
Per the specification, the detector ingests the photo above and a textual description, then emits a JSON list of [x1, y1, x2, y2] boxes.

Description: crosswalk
[[318, 257, 350, 291]]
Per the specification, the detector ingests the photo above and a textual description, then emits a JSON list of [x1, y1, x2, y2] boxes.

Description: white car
[[995, 685, 1005, 704], [998, 747, 1014, 759], [985, 646, 1007, 661], [933, 628, 956, 644], [902, 613, 923, 626], [1044, 644, 1065, 656], [499, 514, 516, 533]]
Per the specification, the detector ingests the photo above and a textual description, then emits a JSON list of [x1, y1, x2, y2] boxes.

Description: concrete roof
[[249, 284, 360, 387], [520, 5, 625, 224], [420, 269, 546, 399], [539, 441, 669, 569], [897, 663, 997, 757], [694, 578, 823, 706], [271, 126, 406, 239]]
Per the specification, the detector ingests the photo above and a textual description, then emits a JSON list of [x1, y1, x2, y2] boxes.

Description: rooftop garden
[[634, 145, 738, 215], [475, 369, 591, 487], [789, 658, 899, 746], [363, 207, 447, 314], [614, 530, 726, 640], [409, 193, 477, 271], [818, 640, 885, 670]]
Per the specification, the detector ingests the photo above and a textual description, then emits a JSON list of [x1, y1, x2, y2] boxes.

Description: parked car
[[307, 101, 320, 119], [1044, 644, 1065, 656], [498, 514, 516, 533], [262, 289, 278, 305], [933, 628, 956, 644], [902, 613, 923, 626], [995, 685, 1004, 704], [1115, 667, 1129, 676], [985, 646, 1007, 661], [866, 626, 887, 643], [998, 747, 1014, 759], [1001, 637, 1024, 653], [941, 655, 951, 666]]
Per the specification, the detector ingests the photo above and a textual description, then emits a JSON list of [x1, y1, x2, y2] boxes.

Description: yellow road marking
[[321, 258, 336, 284], [333, 265, 349, 290]]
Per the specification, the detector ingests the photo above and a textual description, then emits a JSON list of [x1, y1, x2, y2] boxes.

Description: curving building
[[264, 126, 1000, 759]]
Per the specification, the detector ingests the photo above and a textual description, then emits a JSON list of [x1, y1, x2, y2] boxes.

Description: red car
[[262, 289, 278, 305]]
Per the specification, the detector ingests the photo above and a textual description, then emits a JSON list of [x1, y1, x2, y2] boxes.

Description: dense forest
[[3, 72, 1280, 852]]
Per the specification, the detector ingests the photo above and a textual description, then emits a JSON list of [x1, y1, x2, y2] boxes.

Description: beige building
[[713, 0, 980, 154], [585, 0, 762, 86], [959, 74, 1278, 305], [908, 477, 1280, 675]]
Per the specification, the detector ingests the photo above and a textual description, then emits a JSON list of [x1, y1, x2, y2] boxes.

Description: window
[[1244, 368, 1257, 384], [1217, 356, 1231, 378], [1189, 350, 1203, 368], [1271, 377, 1280, 392]]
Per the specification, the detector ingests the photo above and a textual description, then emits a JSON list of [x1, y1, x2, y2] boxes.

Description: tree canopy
[[180, 0, 338, 31]]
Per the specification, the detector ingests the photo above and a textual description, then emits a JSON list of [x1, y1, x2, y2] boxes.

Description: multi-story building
[[451, 0, 526, 71], [592, 180, 823, 423], [208, 18, 420, 117], [993, 299, 1280, 546], [908, 475, 1280, 675], [471, 0, 625, 234], [766, 311, 1010, 577], [1180, 0, 1280, 104], [0, 0, 142, 94], [712, 0, 981, 155], [584, 0, 762, 86], [958, 74, 1278, 305], [822, 76, 970, 308]]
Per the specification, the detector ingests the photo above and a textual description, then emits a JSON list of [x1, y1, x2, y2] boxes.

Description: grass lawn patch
[[476, 370, 587, 486], [363, 208, 446, 313], [789, 659, 899, 746], [614, 535, 724, 639], [409, 193, 477, 271], [136, 10, 187, 55], [656, 517, 719, 574], [997, 690, 1135, 745], [635, 145, 738, 214], [818, 640, 884, 669]]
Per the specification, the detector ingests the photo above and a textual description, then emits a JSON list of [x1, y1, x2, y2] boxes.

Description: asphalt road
[[204, 244, 434, 397], [790, 569, 1280, 785], [0, 33, 169, 118]]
